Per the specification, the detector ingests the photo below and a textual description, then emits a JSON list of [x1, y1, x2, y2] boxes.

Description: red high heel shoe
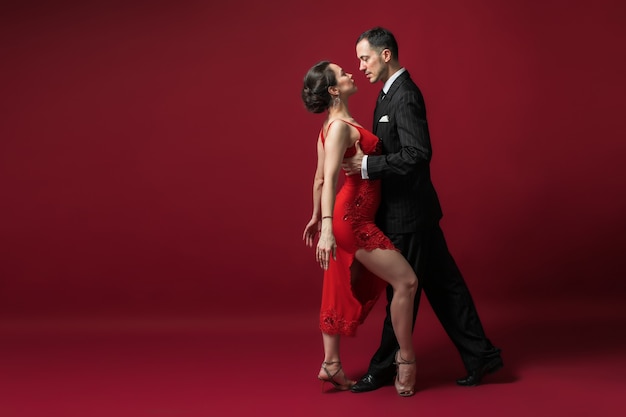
[[318, 361, 355, 392], [394, 351, 416, 397]]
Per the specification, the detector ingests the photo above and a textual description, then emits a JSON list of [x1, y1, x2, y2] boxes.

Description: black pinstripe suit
[[366, 70, 501, 379]]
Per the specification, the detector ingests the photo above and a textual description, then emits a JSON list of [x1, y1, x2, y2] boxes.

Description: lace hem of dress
[[320, 297, 379, 337], [320, 309, 359, 336]]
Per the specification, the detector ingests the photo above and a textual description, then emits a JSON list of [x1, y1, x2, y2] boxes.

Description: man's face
[[356, 39, 387, 84]]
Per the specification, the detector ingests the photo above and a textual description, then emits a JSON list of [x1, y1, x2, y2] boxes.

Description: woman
[[301, 61, 419, 397]]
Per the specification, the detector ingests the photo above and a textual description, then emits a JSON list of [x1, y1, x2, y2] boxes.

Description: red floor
[[2, 297, 625, 417]]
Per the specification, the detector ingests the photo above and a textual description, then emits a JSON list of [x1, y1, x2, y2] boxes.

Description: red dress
[[319, 120, 396, 336]]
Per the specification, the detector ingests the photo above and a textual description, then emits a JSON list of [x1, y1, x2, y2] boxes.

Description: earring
[[333, 96, 341, 107]]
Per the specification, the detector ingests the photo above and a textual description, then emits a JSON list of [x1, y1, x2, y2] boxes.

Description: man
[[343, 27, 503, 393]]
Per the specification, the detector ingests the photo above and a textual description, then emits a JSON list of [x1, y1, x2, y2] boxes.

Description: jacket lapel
[[373, 99, 388, 133], [373, 70, 411, 134]]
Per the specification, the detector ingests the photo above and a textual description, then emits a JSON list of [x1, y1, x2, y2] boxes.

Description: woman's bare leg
[[355, 248, 418, 394], [322, 332, 341, 364], [318, 333, 354, 388]]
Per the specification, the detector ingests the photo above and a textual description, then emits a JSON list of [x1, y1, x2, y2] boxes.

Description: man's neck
[[386, 65, 402, 80], [381, 65, 404, 93], [380, 64, 402, 84]]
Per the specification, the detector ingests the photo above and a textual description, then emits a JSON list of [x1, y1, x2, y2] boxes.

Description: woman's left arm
[[317, 122, 350, 270]]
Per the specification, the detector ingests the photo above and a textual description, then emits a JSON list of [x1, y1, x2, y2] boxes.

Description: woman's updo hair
[[301, 61, 337, 113]]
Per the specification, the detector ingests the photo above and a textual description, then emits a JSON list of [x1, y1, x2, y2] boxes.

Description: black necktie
[[377, 90, 386, 104]]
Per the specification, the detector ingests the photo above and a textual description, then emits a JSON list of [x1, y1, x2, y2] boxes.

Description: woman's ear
[[327, 85, 339, 97]]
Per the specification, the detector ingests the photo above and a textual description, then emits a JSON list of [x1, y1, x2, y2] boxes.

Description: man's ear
[[382, 49, 392, 63]]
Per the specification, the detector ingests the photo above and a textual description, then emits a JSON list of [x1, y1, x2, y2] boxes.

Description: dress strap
[[321, 119, 362, 141], [338, 120, 361, 129]]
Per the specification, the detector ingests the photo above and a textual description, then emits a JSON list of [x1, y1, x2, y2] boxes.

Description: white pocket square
[[378, 115, 389, 122]]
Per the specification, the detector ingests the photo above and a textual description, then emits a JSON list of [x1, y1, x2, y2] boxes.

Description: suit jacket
[[369, 70, 443, 233]]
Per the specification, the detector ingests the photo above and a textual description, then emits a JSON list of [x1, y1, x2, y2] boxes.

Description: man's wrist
[[361, 155, 369, 179]]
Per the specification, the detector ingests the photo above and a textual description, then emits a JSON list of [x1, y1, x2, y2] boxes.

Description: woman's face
[[329, 63, 357, 97]]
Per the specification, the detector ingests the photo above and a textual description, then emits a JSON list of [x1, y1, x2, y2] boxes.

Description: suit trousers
[[367, 224, 501, 380]]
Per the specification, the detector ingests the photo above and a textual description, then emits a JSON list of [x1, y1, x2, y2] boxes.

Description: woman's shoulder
[[325, 118, 362, 133], [324, 118, 364, 146], [322, 118, 350, 140]]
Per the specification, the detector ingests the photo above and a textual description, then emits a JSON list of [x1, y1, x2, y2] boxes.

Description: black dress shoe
[[350, 373, 392, 393], [456, 356, 503, 386]]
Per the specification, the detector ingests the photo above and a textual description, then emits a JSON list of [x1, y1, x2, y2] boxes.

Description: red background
[[1, 0, 625, 319]]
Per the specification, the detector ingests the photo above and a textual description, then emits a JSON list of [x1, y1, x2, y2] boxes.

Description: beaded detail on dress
[[342, 183, 395, 252]]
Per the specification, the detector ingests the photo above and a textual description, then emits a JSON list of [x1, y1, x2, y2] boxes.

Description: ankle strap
[[395, 353, 416, 365]]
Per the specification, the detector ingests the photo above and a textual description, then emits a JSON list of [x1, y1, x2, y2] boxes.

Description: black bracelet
[[322, 216, 333, 220]]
